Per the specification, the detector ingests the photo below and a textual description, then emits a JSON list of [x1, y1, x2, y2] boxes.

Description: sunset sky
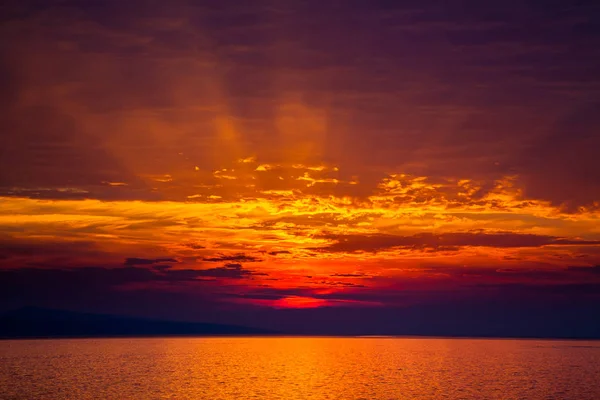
[[1, 0, 599, 335]]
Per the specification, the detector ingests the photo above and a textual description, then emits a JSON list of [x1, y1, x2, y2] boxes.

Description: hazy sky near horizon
[[1, 0, 599, 331]]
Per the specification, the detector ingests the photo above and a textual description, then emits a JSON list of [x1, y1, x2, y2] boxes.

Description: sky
[[1, 0, 600, 336]]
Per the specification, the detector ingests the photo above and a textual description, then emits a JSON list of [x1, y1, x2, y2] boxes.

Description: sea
[[1, 337, 599, 399]]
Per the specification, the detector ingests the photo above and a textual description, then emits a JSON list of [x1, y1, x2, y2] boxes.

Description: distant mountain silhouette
[[0, 307, 276, 338]]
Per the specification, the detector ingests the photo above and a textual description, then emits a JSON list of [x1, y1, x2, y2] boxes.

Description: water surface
[[1, 337, 599, 399]]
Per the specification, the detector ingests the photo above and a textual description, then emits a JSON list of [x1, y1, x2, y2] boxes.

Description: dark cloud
[[1, 0, 600, 338], [226, 263, 600, 307], [473, 282, 600, 297], [195, 263, 265, 279], [267, 250, 291, 256], [202, 254, 262, 263], [125, 257, 178, 266], [313, 232, 600, 253], [234, 287, 318, 301], [185, 243, 206, 250], [151, 264, 173, 272], [0, 262, 267, 305], [319, 281, 366, 288], [0, 239, 99, 259], [0, 0, 598, 208], [0, 266, 199, 293], [1, 262, 599, 336], [124, 257, 178, 266], [0, 105, 150, 197], [0, 239, 112, 268], [0, 185, 164, 202], [418, 266, 574, 281], [567, 265, 600, 274], [517, 101, 600, 210], [330, 273, 370, 278]]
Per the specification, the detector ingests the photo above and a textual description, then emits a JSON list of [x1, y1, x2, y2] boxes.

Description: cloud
[[313, 232, 600, 253], [0, 238, 114, 269], [417, 266, 570, 281], [267, 250, 291, 256], [516, 101, 600, 210], [202, 254, 262, 263], [195, 263, 265, 279], [319, 281, 366, 288], [1, 0, 600, 335], [473, 282, 600, 297], [233, 287, 319, 301], [124, 257, 178, 266], [0, 0, 595, 208], [0, 262, 267, 304], [0, 239, 99, 258], [567, 265, 600, 274], [185, 243, 206, 250]]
